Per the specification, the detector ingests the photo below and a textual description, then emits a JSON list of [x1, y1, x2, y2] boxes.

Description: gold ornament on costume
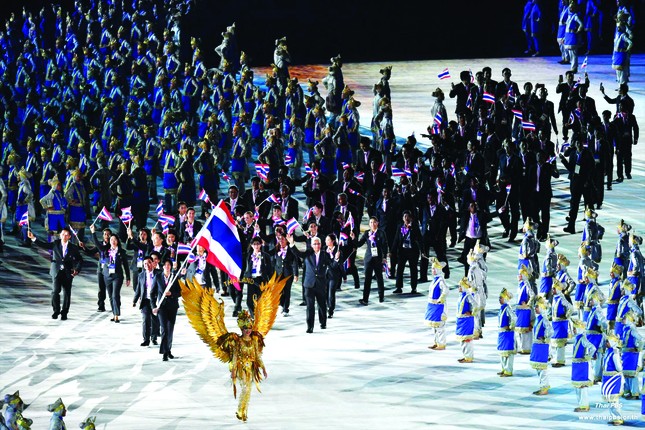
[[518, 264, 530, 279], [431, 257, 447, 270], [556, 253, 570, 267], [584, 267, 598, 280], [499, 288, 513, 301], [180, 274, 288, 422]]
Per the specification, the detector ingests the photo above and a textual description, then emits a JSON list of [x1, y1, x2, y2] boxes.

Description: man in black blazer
[[133, 256, 158, 347], [560, 137, 595, 234], [288, 234, 339, 333], [279, 184, 300, 221], [352, 217, 389, 305], [419, 192, 450, 281], [527, 152, 559, 241], [356, 137, 381, 174], [152, 259, 181, 361], [243, 237, 273, 318], [29, 227, 83, 320]]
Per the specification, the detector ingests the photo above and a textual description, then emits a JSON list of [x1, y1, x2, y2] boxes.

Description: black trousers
[[534, 197, 551, 239], [327, 277, 341, 314], [104, 274, 123, 316], [420, 237, 450, 279], [247, 278, 263, 318], [51, 272, 73, 315], [158, 306, 178, 355], [279, 276, 294, 312], [363, 258, 385, 302], [305, 286, 327, 330], [97, 270, 107, 309], [396, 249, 419, 292], [140, 298, 154, 342], [616, 141, 633, 179]]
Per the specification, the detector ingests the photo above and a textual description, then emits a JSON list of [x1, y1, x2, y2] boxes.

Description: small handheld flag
[[159, 213, 176, 225], [521, 120, 536, 131], [483, 92, 496, 104], [437, 68, 450, 80], [286, 217, 300, 235], [268, 194, 281, 204], [512, 109, 523, 120], [97, 206, 113, 221], [221, 170, 232, 182], [177, 243, 193, 255], [18, 211, 29, 227], [156, 200, 164, 215], [120, 206, 133, 222], [198, 189, 210, 203], [581, 56, 588, 69]]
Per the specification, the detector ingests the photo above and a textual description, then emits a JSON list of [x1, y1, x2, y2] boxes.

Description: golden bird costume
[[179, 273, 288, 422]]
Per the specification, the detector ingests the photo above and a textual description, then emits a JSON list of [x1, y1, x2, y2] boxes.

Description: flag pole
[[153, 204, 217, 312]]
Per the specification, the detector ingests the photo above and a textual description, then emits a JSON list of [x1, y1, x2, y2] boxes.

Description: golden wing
[[180, 276, 233, 363], [252, 273, 290, 337]]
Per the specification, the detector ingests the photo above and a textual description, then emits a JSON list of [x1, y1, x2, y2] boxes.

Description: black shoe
[[445, 272, 450, 280], [358, 299, 368, 306], [61, 314, 68, 321], [97, 307, 106, 312], [597, 204, 602, 210], [563, 226, 576, 234], [168, 352, 175, 359], [232, 310, 239, 317], [163, 354, 169, 361], [299, 301, 306, 306], [110, 317, 115, 321], [379, 297, 384, 303], [616, 177, 624, 183], [507, 235, 516, 242], [141, 341, 150, 347], [306, 328, 313, 333], [410, 289, 418, 294], [418, 278, 428, 284], [114, 319, 120, 323], [328, 311, 333, 318], [607, 185, 612, 190], [52, 313, 59, 319], [393, 289, 403, 294], [152, 339, 158, 345], [626, 173, 632, 179], [449, 241, 456, 248], [354, 285, 360, 289], [320, 325, 326, 329]]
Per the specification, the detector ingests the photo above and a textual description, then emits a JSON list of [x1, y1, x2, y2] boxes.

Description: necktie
[[315, 253, 319, 267], [62, 244, 67, 257], [383, 200, 387, 211], [536, 164, 541, 192]]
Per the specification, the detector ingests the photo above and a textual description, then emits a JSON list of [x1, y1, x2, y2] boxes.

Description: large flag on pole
[[194, 200, 243, 288]]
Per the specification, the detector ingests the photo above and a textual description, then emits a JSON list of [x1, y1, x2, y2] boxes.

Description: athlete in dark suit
[[29, 227, 83, 320], [288, 234, 339, 332], [352, 217, 389, 305], [152, 259, 181, 361]]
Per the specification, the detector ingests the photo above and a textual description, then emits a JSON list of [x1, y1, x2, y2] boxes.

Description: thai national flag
[[255, 163, 269, 181], [521, 120, 536, 131], [120, 206, 133, 222], [18, 211, 29, 226], [507, 87, 515, 104], [339, 231, 349, 245], [431, 124, 440, 135], [569, 111, 576, 124], [186, 252, 197, 264], [581, 56, 588, 69], [572, 78, 581, 91], [342, 162, 351, 170], [304, 163, 313, 175], [512, 109, 523, 120], [97, 206, 113, 221], [284, 154, 294, 166], [159, 213, 176, 225], [272, 216, 286, 226], [391, 167, 406, 177], [221, 170, 232, 182], [286, 217, 300, 235], [303, 207, 314, 222], [404, 168, 413, 178], [468, 68, 474, 83], [155, 200, 164, 215], [177, 243, 192, 255], [505, 184, 512, 194], [194, 200, 243, 289], [354, 172, 364, 182], [437, 68, 450, 80], [268, 194, 281, 204], [348, 188, 362, 197], [547, 156, 557, 163], [198, 189, 210, 203], [160, 221, 169, 235], [573, 108, 582, 118], [433, 112, 442, 126], [343, 212, 355, 230], [465, 92, 473, 109], [483, 92, 496, 104], [379, 163, 387, 173], [383, 261, 390, 278], [343, 259, 351, 271]]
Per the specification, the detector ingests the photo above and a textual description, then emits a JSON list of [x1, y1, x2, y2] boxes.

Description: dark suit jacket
[[269, 246, 299, 277], [289, 245, 338, 289], [421, 203, 448, 245], [127, 237, 153, 272], [179, 220, 203, 244], [134, 270, 156, 308], [35, 239, 83, 279], [243, 251, 273, 284], [101, 247, 131, 280], [391, 222, 423, 254], [527, 161, 560, 199], [355, 229, 389, 264], [356, 148, 382, 173], [186, 257, 218, 288], [279, 196, 300, 221], [152, 271, 181, 310]]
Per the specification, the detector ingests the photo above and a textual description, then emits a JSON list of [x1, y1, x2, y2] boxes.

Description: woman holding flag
[[92, 224, 130, 323]]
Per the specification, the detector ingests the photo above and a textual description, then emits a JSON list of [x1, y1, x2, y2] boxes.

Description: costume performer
[[497, 288, 516, 377], [515, 265, 535, 354], [179, 274, 288, 422], [456, 277, 476, 363], [602, 335, 624, 426], [425, 258, 449, 350], [551, 279, 573, 367], [530, 296, 552, 395], [571, 320, 596, 413], [47, 398, 66, 430]]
